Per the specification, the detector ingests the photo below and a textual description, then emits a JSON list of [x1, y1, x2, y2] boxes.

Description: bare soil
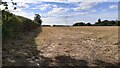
[[3, 26, 119, 66]]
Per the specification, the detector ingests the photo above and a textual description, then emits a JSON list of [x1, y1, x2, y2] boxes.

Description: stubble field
[[3, 26, 119, 66]]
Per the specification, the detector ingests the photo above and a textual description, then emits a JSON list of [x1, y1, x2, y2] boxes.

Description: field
[[3, 26, 119, 66]]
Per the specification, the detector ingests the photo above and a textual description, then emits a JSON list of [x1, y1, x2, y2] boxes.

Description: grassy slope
[[2, 10, 39, 41]]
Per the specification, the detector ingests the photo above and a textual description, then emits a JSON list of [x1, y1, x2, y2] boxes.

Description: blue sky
[[1, 0, 119, 25]]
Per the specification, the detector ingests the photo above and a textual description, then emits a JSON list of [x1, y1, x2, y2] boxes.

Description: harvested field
[[3, 26, 119, 66]]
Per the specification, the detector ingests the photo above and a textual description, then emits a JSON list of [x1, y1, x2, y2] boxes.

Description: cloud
[[31, 3, 58, 11], [68, 0, 106, 2], [42, 16, 66, 25], [42, 0, 119, 2], [41, 0, 68, 3], [68, 0, 119, 2], [2, 0, 119, 4], [40, 4, 51, 10], [3, 0, 68, 3], [40, 4, 58, 10], [109, 5, 118, 9], [11, 10, 35, 20], [6, 1, 34, 20], [0, 5, 6, 10], [17, 2, 29, 9], [59, 12, 89, 17], [5, 2, 18, 11], [90, 10, 96, 12], [3, 0, 40, 3], [74, 2, 98, 11], [1, 2, 29, 11], [48, 7, 66, 15]]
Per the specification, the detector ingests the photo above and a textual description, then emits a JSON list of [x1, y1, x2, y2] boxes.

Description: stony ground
[[3, 26, 119, 67]]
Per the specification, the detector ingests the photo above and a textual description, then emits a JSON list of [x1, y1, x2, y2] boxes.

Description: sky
[[1, 0, 119, 25]]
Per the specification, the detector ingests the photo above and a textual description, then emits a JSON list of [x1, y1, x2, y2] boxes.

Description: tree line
[[73, 19, 120, 26]]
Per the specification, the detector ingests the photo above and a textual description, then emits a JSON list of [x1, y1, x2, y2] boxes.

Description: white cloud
[[42, 0, 119, 2], [68, 0, 119, 2], [1, 2, 29, 11], [11, 11, 35, 20], [17, 2, 29, 9], [41, 0, 68, 3], [42, 16, 66, 25], [6, 2, 34, 20], [40, 4, 58, 10], [3, 0, 119, 3], [109, 5, 118, 9], [52, 5, 58, 8], [48, 7, 66, 15], [3, 0, 67, 3], [3, 0, 40, 3], [0, 5, 6, 10], [60, 12, 89, 17], [40, 4, 51, 10], [74, 2, 98, 11], [78, 12, 89, 15], [6, 2, 17, 11], [31, 4, 58, 10], [68, 0, 106, 2], [90, 10, 96, 12]]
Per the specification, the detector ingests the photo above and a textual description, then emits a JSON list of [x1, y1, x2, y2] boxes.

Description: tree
[[73, 22, 85, 26], [34, 14, 42, 26], [115, 20, 120, 26], [108, 20, 116, 26], [101, 20, 108, 26], [95, 19, 102, 26], [98, 19, 101, 23], [86, 23, 92, 26]]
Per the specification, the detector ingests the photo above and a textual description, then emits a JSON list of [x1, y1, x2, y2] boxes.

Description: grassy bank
[[2, 10, 39, 41]]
